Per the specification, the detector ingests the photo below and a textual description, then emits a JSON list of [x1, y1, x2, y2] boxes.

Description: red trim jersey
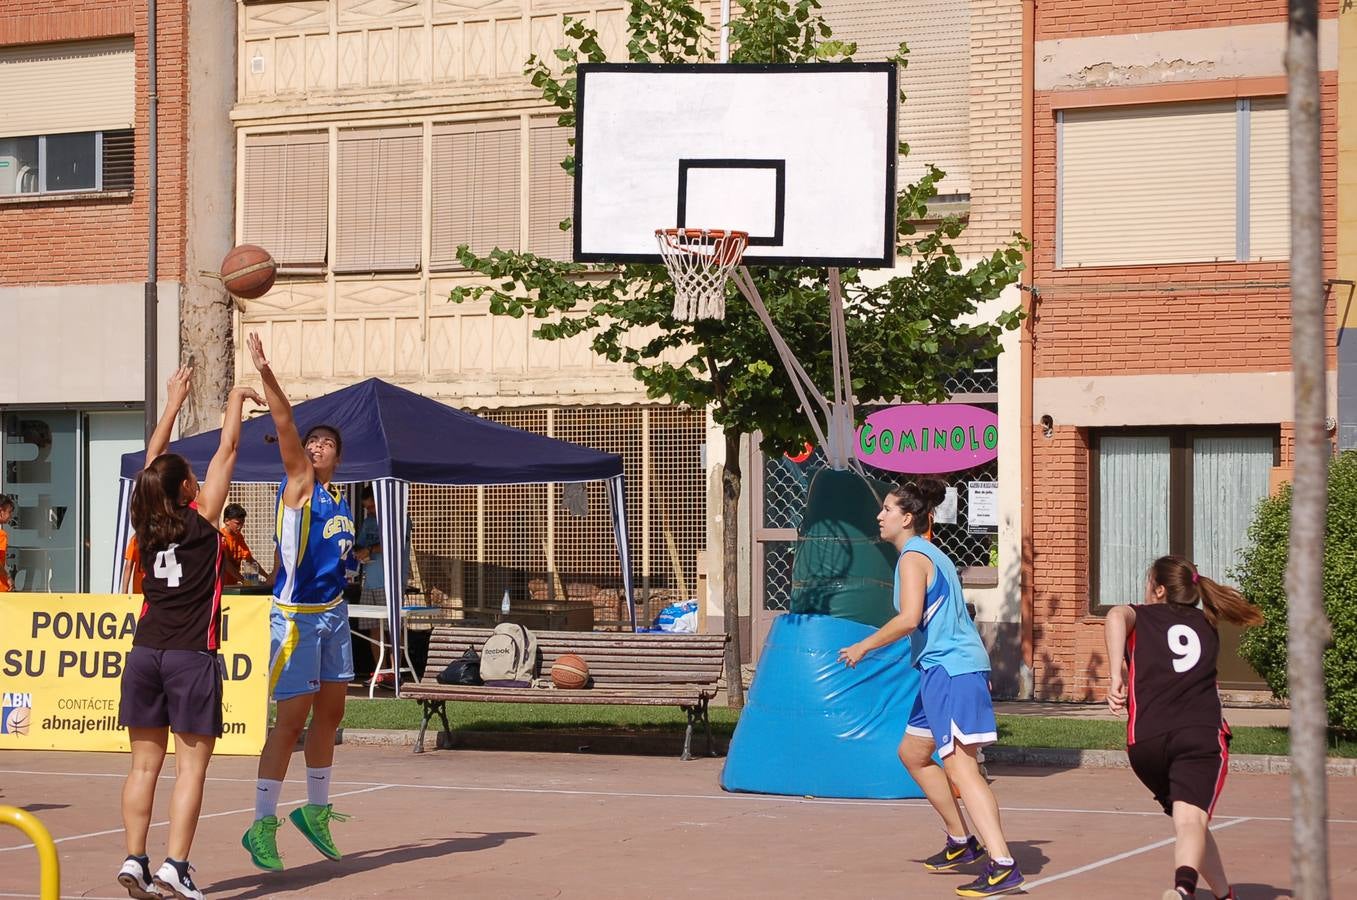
[[132, 507, 226, 651], [1126, 602, 1222, 746]]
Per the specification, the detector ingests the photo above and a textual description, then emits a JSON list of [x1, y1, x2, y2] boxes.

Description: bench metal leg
[[415, 700, 450, 754], [681, 707, 696, 761], [701, 697, 715, 757]]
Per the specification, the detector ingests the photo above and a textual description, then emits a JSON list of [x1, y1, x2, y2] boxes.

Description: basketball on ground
[[221, 244, 277, 299], [551, 653, 590, 689]]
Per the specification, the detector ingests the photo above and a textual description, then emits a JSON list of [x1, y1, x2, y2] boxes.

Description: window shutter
[[335, 127, 423, 273], [431, 120, 521, 268], [1061, 102, 1237, 267], [101, 129, 134, 191], [529, 122, 573, 260], [0, 39, 133, 138], [1247, 98, 1289, 261], [818, 0, 970, 195], [243, 132, 329, 269]]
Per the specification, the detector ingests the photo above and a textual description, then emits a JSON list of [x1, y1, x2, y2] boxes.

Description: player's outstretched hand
[[838, 643, 866, 669], [246, 332, 269, 372], [232, 385, 265, 406], [166, 364, 193, 408]]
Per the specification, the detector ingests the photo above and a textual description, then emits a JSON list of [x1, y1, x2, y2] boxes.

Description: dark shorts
[[1127, 724, 1231, 818], [118, 646, 224, 738]]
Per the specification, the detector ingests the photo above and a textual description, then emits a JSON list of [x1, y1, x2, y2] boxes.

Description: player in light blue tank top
[[242, 333, 356, 873], [839, 479, 1024, 897]]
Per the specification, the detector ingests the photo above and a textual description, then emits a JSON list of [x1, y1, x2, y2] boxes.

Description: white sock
[[994, 856, 1015, 867], [947, 833, 969, 844], [255, 778, 283, 820], [306, 767, 332, 806]]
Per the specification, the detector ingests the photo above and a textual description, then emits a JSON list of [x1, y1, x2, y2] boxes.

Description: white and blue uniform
[[897, 535, 996, 757], [268, 479, 356, 701]]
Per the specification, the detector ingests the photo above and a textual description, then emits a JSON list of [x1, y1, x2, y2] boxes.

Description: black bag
[[437, 647, 482, 685]]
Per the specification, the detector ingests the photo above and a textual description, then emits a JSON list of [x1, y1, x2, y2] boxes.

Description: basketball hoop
[[655, 228, 749, 320]]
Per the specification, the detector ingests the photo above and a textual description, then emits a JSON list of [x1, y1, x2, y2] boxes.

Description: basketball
[[551, 653, 590, 689], [220, 244, 277, 299], [4, 707, 30, 736]]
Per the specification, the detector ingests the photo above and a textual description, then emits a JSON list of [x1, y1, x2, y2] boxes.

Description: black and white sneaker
[[116, 855, 158, 899], [153, 859, 205, 900]]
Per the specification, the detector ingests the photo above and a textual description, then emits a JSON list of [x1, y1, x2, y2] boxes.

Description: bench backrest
[[422, 626, 727, 689]]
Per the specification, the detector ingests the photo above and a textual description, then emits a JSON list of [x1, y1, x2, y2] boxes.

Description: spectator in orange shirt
[[0, 495, 14, 592], [220, 503, 266, 586], [121, 535, 146, 593]]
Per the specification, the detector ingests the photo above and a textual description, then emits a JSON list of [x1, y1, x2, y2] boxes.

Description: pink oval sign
[[856, 404, 999, 474]]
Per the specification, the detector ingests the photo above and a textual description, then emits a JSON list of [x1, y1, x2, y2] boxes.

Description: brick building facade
[[1025, 0, 1339, 699]]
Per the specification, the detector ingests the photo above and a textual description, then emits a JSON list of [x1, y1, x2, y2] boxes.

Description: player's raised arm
[[246, 332, 312, 506], [196, 386, 263, 523], [144, 365, 193, 468]]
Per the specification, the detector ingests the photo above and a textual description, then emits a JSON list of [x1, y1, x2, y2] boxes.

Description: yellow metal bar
[[0, 805, 60, 900]]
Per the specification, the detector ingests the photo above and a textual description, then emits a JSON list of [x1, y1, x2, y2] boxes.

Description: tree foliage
[[1236, 452, 1357, 732]]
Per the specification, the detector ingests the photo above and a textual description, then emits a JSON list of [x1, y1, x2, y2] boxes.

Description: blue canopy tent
[[115, 378, 635, 689]]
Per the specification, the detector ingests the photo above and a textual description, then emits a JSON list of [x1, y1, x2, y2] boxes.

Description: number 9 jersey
[[1125, 602, 1222, 745], [272, 479, 355, 607]]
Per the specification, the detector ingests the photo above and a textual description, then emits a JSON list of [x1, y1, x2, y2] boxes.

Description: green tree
[[1236, 452, 1357, 733], [450, 0, 1025, 705]]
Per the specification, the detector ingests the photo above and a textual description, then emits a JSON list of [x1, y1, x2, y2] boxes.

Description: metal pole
[[1285, 0, 1331, 896], [719, 0, 730, 63], [144, 0, 159, 440]]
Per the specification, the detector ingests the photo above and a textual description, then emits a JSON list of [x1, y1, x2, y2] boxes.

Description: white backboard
[[574, 63, 897, 267]]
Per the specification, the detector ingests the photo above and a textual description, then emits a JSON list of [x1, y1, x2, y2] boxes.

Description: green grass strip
[[337, 698, 1356, 758]]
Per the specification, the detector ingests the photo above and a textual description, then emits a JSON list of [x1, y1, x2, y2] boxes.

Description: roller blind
[[1248, 98, 1289, 261], [1061, 102, 1237, 267], [431, 120, 520, 268], [528, 122, 573, 260], [242, 132, 329, 269], [336, 127, 422, 273], [818, 0, 970, 195], [0, 38, 133, 138]]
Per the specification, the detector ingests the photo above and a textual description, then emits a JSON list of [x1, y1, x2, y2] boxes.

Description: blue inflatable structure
[[720, 613, 924, 799]]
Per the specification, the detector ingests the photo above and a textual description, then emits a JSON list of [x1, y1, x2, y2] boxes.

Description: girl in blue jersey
[[242, 333, 356, 872], [839, 479, 1023, 897]]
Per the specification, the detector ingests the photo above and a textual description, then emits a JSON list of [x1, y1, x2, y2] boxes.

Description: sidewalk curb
[[337, 728, 1355, 776]]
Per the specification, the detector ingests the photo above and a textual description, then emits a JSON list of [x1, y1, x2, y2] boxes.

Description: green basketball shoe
[[289, 804, 350, 860], [241, 816, 284, 872]]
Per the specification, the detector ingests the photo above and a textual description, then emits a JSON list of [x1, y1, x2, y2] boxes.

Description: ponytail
[[1148, 555, 1263, 628], [131, 454, 191, 566]]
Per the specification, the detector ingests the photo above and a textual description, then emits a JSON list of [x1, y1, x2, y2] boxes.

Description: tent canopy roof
[[119, 378, 624, 485]]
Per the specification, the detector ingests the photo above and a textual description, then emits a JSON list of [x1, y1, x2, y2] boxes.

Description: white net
[[655, 228, 749, 320]]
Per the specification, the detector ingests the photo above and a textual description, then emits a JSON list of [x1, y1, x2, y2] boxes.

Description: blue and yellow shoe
[[955, 860, 1025, 896], [923, 835, 987, 871]]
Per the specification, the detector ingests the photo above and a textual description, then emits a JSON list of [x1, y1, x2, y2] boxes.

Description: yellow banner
[[0, 594, 269, 755]]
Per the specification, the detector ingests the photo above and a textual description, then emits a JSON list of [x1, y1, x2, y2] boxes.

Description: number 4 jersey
[[133, 507, 226, 651], [1126, 602, 1223, 745]]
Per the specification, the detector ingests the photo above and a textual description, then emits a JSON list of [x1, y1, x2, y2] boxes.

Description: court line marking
[[1023, 816, 1255, 891], [3, 767, 1356, 824], [0, 785, 391, 854]]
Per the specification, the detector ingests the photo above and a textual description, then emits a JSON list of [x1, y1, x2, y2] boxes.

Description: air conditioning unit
[[0, 153, 37, 195]]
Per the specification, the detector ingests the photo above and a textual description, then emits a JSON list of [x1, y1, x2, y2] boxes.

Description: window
[[0, 129, 132, 196], [431, 120, 521, 268], [1059, 98, 1289, 267], [1091, 428, 1277, 610], [243, 132, 329, 269], [336, 127, 422, 273]]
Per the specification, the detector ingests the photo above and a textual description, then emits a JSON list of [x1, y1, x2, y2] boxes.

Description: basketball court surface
[[2, 745, 1353, 898]]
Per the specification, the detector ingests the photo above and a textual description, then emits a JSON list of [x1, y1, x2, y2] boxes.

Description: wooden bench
[[400, 626, 729, 760]]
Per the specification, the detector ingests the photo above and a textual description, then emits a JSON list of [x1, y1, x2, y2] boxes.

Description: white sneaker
[[116, 856, 158, 899], [152, 860, 205, 900]]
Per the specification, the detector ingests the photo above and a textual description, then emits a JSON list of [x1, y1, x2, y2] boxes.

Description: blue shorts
[[269, 599, 354, 701], [905, 667, 996, 758]]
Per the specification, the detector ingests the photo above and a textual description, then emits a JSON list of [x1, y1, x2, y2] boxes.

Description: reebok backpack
[[479, 622, 539, 686]]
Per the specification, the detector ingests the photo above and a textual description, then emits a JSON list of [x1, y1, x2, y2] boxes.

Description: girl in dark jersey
[[1104, 555, 1264, 900], [116, 367, 261, 900]]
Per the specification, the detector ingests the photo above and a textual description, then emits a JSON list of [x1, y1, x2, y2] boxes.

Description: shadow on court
[[207, 832, 535, 899]]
